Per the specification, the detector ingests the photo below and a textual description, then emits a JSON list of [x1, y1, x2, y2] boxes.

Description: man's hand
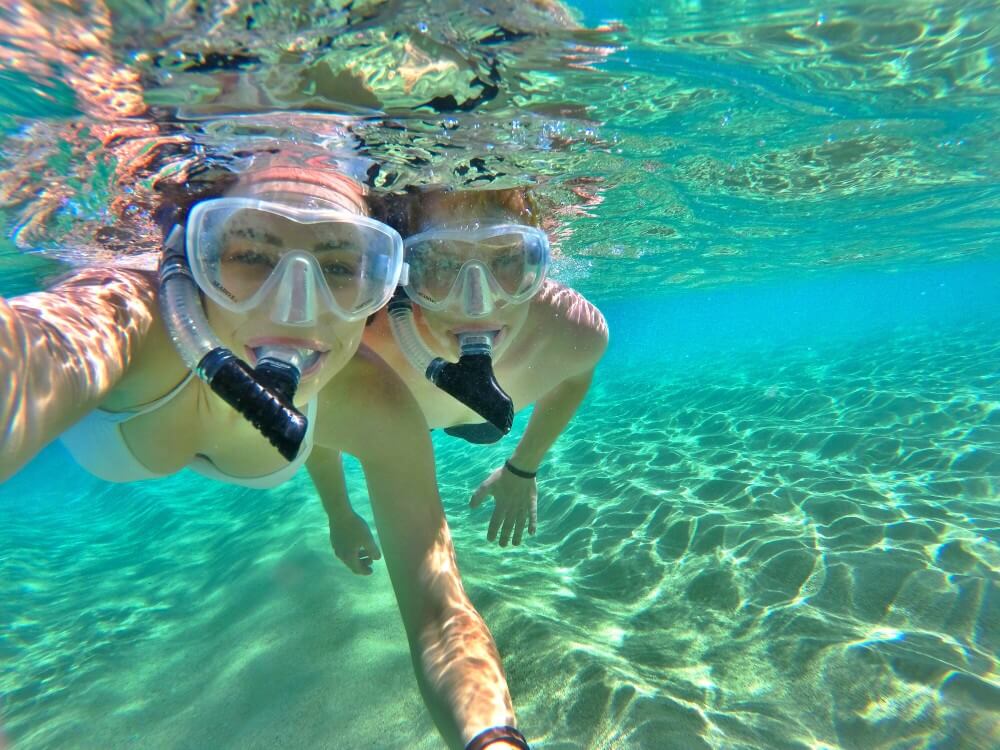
[[470, 465, 538, 547], [328, 511, 382, 575]]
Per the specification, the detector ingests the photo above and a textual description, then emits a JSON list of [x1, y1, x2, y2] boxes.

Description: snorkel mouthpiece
[[387, 294, 513, 434], [428, 332, 514, 437], [199, 349, 307, 461], [253, 346, 304, 402]]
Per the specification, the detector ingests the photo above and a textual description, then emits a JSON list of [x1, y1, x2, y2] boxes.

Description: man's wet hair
[[368, 185, 540, 237]]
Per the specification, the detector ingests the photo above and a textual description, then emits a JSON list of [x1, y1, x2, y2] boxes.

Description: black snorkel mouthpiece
[[426, 334, 514, 436], [254, 353, 302, 403], [386, 294, 513, 435], [198, 349, 307, 462]]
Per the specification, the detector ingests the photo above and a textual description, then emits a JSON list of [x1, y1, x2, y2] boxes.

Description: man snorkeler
[[319, 186, 608, 569]]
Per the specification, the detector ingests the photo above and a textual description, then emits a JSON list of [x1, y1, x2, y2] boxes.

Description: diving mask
[[402, 223, 550, 317], [186, 197, 405, 325]]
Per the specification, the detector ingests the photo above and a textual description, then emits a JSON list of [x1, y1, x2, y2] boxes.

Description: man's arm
[[510, 284, 608, 474], [470, 368, 595, 547], [0, 269, 157, 481], [471, 285, 609, 546], [508, 367, 595, 474]]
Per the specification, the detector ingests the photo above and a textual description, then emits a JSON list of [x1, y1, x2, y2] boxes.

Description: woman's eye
[[229, 250, 276, 267], [323, 261, 357, 276]]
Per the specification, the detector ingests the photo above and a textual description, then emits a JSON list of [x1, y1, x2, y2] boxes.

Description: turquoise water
[[2, 1, 999, 748]]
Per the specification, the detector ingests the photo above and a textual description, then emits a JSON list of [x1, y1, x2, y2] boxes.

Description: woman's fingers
[[362, 526, 383, 560], [330, 518, 381, 575], [470, 481, 493, 509], [499, 510, 517, 547], [356, 547, 374, 575]]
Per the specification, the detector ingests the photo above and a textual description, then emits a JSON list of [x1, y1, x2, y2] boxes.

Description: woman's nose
[[271, 254, 319, 326]]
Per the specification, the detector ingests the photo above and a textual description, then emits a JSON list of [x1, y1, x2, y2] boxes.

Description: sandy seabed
[[1, 317, 997, 749]]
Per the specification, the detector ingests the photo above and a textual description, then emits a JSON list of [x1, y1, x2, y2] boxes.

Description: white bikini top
[[60, 372, 317, 489]]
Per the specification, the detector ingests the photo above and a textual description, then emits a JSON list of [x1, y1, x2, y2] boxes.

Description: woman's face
[[407, 190, 539, 360]]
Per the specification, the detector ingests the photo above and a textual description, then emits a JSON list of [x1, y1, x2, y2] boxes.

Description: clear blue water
[[1, 1, 998, 748]]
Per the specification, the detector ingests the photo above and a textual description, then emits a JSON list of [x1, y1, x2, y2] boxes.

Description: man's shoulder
[[532, 280, 608, 357], [532, 280, 608, 375]]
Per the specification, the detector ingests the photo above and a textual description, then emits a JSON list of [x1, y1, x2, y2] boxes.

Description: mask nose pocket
[[458, 262, 495, 318], [270, 252, 322, 326]]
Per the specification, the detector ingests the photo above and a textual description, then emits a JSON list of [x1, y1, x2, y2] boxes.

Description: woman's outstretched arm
[[315, 352, 521, 749], [0, 268, 157, 480]]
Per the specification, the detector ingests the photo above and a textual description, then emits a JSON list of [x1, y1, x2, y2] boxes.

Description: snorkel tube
[[158, 226, 308, 461], [387, 293, 514, 436]]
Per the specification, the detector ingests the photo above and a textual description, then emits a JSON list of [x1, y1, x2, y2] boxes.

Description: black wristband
[[465, 725, 530, 750], [503, 460, 537, 479]]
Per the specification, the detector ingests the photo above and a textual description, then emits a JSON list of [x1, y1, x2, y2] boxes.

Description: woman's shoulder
[[325, 345, 414, 406], [313, 345, 428, 457]]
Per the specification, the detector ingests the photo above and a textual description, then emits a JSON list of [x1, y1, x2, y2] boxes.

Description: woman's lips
[[246, 336, 331, 352], [245, 338, 332, 378]]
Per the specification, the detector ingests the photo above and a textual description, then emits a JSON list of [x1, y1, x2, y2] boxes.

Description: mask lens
[[407, 239, 468, 306], [188, 199, 403, 319], [479, 232, 539, 297], [311, 223, 368, 311], [333, 232, 398, 313], [215, 210, 288, 304], [404, 226, 549, 310]]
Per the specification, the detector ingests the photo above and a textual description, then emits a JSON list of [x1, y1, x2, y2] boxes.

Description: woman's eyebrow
[[226, 226, 284, 247]]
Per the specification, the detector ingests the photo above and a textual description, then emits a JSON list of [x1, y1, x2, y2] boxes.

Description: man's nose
[[460, 264, 494, 318]]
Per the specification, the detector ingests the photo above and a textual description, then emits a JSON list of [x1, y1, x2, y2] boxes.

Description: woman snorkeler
[[321, 186, 608, 563], [0, 161, 531, 750]]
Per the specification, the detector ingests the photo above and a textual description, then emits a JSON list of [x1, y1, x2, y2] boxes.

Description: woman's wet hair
[[152, 158, 366, 237], [153, 167, 240, 237]]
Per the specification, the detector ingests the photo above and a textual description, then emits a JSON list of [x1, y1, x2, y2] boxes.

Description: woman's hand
[[328, 510, 382, 575], [470, 466, 538, 547]]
